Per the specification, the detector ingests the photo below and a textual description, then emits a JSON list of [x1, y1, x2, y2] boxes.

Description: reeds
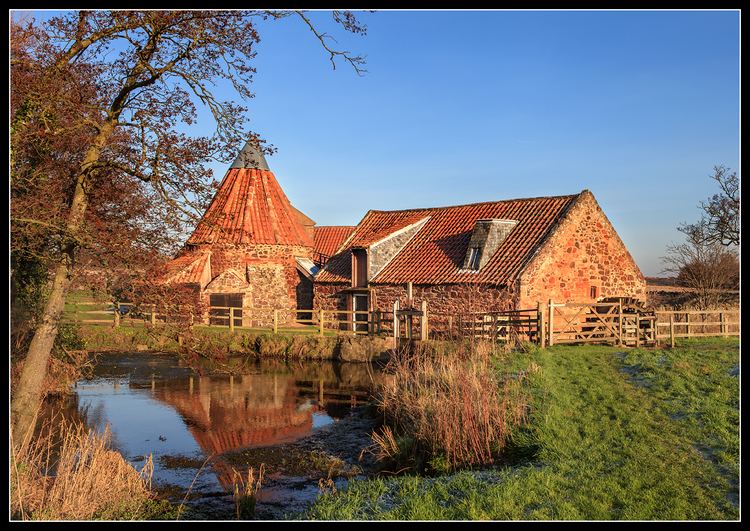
[[10, 417, 156, 520], [231, 464, 265, 519], [375, 341, 532, 471]]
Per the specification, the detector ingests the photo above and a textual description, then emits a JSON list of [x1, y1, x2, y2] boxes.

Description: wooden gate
[[548, 301, 655, 347]]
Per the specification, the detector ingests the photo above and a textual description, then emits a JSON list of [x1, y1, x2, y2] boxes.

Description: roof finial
[[230, 137, 270, 170]]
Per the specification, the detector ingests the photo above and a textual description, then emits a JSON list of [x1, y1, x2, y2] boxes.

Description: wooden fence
[[653, 310, 740, 347], [63, 297, 739, 348], [429, 308, 540, 343]]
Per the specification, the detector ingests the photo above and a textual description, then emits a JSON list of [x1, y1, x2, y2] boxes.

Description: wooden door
[[352, 294, 369, 333], [209, 293, 243, 327]]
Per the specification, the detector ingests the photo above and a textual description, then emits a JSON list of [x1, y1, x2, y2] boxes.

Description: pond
[[49, 353, 385, 519]]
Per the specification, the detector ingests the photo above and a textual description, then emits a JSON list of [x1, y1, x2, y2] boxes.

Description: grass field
[[305, 337, 739, 520]]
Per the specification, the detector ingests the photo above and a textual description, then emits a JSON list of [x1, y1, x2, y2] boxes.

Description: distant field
[[306, 338, 739, 520], [646, 277, 738, 294], [63, 289, 113, 324]]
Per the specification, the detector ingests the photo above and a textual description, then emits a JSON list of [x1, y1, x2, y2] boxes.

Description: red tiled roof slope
[[313, 226, 356, 258], [187, 168, 313, 247], [161, 251, 210, 285], [316, 193, 581, 285]]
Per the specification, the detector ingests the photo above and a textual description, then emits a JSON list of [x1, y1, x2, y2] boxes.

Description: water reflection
[[63, 355, 381, 494]]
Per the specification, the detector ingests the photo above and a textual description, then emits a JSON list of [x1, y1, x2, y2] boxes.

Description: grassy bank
[[77, 323, 393, 363], [305, 338, 739, 520]]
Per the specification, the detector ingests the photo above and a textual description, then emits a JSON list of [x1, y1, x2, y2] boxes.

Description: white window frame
[[468, 247, 481, 270]]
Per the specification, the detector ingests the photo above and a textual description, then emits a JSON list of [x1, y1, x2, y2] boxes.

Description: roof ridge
[[364, 191, 585, 214]]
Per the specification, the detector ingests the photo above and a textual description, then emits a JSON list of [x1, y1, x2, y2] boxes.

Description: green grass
[[63, 289, 113, 323], [305, 338, 739, 520]]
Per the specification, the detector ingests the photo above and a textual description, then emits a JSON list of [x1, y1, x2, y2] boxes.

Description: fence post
[[720, 312, 726, 336], [113, 302, 120, 328], [548, 299, 554, 347], [617, 301, 623, 345], [635, 317, 640, 348], [229, 307, 235, 332], [273, 310, 278, 334], [421, 300, 428, 341], [393, 300, 400, 348], [669, 314, 675, 349], [319, 309, 325, 336], [150, 304, 156, 326], [537, 302, 546, 348]]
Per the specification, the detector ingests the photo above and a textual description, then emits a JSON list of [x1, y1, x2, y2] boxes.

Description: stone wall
[[184, 243, 314, 321], [518, 190, 647, 308], [313, 281, 515, 328], [370, 283, 516, 315], [313, 282, 350, 312]]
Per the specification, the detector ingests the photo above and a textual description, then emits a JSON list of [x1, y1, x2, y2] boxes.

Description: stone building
[[161, 139, 353, 323], [162, 139, 645, 327], [314, 190, 646, 324]]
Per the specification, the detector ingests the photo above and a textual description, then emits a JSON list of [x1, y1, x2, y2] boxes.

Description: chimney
[[462, 219, 518, 271]]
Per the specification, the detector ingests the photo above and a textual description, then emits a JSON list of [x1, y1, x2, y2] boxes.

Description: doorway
[[209, 293, 243, 327], [352, 294, 369, 333]]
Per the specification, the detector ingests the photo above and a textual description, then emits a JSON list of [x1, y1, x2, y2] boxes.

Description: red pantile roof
[[187, 167, 313, 247], [161, 251, 210, 286], [313, 226, 356, 258], [316, 193, 582, 285]]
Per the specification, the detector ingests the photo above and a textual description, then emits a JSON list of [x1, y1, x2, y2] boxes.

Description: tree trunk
[[11, 123, 112, 452], [10, 253, 75, 450]]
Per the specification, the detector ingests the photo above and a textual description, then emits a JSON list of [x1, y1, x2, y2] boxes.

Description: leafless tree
[[679, 165, 740, 247], [662, 221, 739, 309]]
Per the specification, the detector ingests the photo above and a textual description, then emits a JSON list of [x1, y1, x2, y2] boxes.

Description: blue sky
[[18, 10, 740, 275]]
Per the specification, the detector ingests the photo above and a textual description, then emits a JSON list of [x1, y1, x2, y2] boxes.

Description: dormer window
[[462, 219, 518, 271], [468, 247, 481, 270]]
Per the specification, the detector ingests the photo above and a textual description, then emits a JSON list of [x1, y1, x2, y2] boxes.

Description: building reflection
[[143, 362, 381, 457]]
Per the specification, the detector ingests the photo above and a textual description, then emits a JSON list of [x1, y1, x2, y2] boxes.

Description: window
[[590, 286, 598, 299], [468, 247, 481, 270]]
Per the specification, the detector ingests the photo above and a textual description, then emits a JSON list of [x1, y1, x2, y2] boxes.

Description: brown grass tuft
[[231, 464, 264, 519], [11, 417, 157, 520], [376, 341, 531, 470]]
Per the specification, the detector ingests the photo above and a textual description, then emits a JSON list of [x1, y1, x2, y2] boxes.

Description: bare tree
[[679, 165, 740, 247], [662, 221, 739, 309], [10, 9, 368, 450]]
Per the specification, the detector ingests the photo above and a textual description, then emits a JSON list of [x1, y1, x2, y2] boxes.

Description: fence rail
[[653, 310, 740, 347], [62, 297, 739, 348]]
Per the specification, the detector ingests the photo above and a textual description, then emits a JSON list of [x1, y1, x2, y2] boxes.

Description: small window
[[468, 247, 481, 270], [590, 286, 598, 299]]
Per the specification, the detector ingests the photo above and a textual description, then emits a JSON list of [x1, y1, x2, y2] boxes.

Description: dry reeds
[[231, 464, 265, 519], [376, 341, 531, 470], [11, 417, 156, 520]]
